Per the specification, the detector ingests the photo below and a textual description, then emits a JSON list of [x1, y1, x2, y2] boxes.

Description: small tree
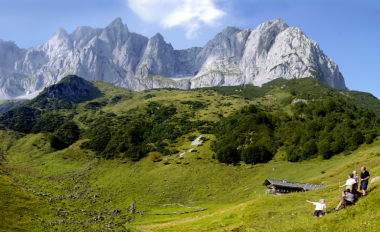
[[352, 131, 364, 145], [318, 139, 332, 159], [241, 144, 273, 164], [331, 137, 345, 154], [301, 139, 317, 159], [365, 132, 377, 144], [216, 145, 240, 164]]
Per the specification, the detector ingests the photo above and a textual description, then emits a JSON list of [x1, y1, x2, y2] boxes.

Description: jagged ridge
[[0, 18, 346, 99]]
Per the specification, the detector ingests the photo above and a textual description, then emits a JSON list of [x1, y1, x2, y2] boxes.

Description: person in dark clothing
[[360, 166, 370, 196]]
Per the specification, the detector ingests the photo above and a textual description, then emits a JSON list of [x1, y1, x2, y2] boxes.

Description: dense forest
[[212, 98, 379, 164], [0, 75, 379, 164]]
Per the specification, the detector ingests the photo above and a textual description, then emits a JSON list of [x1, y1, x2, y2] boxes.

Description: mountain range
[[0, 18, 346, 99]]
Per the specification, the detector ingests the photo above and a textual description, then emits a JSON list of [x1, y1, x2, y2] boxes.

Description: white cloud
[[127, 0, 226, 38]]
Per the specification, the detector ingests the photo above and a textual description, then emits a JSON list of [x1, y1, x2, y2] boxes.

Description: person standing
[[352, 170, 359, 199], [360, 166, 370, 196]]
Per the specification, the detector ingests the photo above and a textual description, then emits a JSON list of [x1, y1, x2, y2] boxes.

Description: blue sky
[[1, 0, 379, 98]]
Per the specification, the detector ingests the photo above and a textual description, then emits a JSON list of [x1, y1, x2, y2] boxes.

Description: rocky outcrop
[[0, 18, 347, 99]]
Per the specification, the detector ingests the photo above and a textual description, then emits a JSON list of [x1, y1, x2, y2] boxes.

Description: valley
[[1, 76, 380, 231]]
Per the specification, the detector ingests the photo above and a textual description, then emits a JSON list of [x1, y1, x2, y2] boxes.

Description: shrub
[[352, 131, 364, 145], [286, 146, 300, 162], [301, 139, 317, 159], [47, 133, 66, 150], [365, 133, 377, 144], [318, 139, 332, 159], [241, 145, 273, 164], [180, 101, 205, 110], [150, 152, 162, 162], [216, 145, 240, 164], [105, 112, 117, 117], [331, 137, 345, 154], [188, 135, 197, 141], [143, 94, 156, 99]]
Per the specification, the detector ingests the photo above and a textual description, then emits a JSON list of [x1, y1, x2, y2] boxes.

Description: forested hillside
[[1, 75, 380, 231], [0, 75, 379, 164]]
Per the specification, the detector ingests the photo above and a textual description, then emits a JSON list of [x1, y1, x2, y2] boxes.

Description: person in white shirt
[[340, 173, 356, 193], [306, 199, 327, 217]]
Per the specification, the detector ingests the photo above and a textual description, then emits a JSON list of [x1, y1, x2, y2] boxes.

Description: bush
[[331, 137, 345, 154], [365, 133, 377, 144], [188, 135, 197, 141], [200, 137, 210, 142], [318, 139, 332, 159], [241, 144, 273, 164], [105, 112, 117, 117], [150, 152, 162, 162], [286, 146, 300, 162], [301, 139, 317, 159], [216, 145, 240, 164], [180, 101, 205, 110], [281, 96, 293, 106], [170, 149, 179, 154], [143, 94, 156, 99], [352, 131, 364, 145]]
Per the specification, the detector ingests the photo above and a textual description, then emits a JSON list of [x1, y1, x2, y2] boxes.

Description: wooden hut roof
[[263, 179, 325, 191]]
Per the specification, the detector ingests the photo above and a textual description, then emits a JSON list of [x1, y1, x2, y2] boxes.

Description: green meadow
[[1, 77, 380, 231]]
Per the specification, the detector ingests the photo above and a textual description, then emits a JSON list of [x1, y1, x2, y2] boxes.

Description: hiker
[[333, 189, 354, 211], [306, 199, 327, 218], [360, 166, 370, 196], [352, 170, 358, 198], [339, 173, 356, 193]]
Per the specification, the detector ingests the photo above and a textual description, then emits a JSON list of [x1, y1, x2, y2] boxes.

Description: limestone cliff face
[[0, 18, 346, 99]]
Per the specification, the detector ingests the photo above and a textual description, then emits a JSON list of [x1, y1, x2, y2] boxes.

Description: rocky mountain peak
[[108, 17, 123, 28], [151, 33, 165, 42], [0, 39, 26, 70], [51, 27, 70, 40], [0, 18, 347, 99], [261, 18, 288, 29], [221, 26, 241, 37]]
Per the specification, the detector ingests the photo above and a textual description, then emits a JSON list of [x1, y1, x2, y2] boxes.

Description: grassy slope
[[1, 78, 380, 231], [2, 131, 380, 231], [0, 167, 42, 231], [135, 140, 380, 231]]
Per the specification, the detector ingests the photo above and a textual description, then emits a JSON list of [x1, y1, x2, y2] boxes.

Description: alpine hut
[[263, 179, 325, 194]]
